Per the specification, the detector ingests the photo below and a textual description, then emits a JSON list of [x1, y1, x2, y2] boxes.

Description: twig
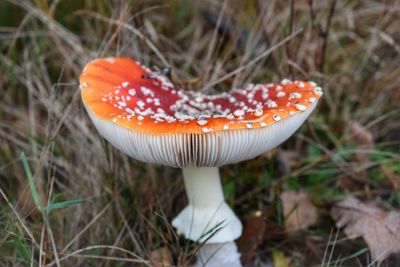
[[46, 218, 61, 267], [285, 0, 296, 78], [201, 0, 228, 88], [307, 0, 316, 30], [319, 0, 337, 72], [46, 245, 149, 267]]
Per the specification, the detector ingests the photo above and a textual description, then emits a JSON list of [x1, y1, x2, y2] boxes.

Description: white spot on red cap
[[141, 86, 155, 97], [79, 82, 88, 90], [197, 118, 208, 126], [273, 114, 281, 121], [313, 87, 323, 96], [281, 79, 292, 85], [128, 89, 136, 96], [309, 81, 317, 87], [233, 110, 245, 117], [125, 108, 135, 115], [289, 92, 302, 100], [297, 82, 305, 88], [295, 103, 307, 111], [202, 127, 211, 133], [254, 109, 263, 117], [277, 91, 286, 98], [267, 100, 277, 108], [137, 100, 145, 109]]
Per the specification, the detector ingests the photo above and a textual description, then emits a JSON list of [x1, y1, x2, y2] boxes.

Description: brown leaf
[[331, 196, 400, 263], [281, 190, 318, 232], [335, 174, 359, 190], [381, 165, 400, 190], [276, 150, 301, 177], [347, 121, 374, 163], [335, 173, 368, 191], [237, 210, 266, 263], [262, 149, 277, 160], [149, 247, 173, 267]]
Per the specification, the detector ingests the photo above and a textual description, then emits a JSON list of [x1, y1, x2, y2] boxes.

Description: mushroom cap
[[80, 57, 322, 168]]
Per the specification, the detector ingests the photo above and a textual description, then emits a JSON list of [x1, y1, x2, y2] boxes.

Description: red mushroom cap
[[80, 57, 322, 167], [80, 57, 322, 135]]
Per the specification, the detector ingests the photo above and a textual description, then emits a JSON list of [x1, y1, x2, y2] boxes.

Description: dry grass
[[0, 0, 400, 266]]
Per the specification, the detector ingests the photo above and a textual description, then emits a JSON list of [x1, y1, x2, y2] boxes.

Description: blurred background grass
[[0, 0, 400, 266]]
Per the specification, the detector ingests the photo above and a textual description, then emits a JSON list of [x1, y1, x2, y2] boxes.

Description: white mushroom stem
[[194, 242, 242, 267], [172, 167, 243, 266], [182, 167, 224, 212]]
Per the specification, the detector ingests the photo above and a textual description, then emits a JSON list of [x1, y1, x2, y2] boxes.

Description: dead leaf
[[149, 247, 172, 267], [347, 121, 374, 163], [281, 190, 318, 232], [236, 210, 266, 263], [335, 174, 359, 190], [276, 149, 301, 177], [331, 196, 400, 264], [262, 149, 277, 160], [335, 173, 369, 191], [381, 165, 400, 190]]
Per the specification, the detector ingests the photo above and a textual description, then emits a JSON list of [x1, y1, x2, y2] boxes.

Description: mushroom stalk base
[[194, 242, 242, 267], [172, 167, 242, 243]]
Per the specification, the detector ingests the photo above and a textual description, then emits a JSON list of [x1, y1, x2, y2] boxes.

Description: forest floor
[[1, 1, 400, 266]]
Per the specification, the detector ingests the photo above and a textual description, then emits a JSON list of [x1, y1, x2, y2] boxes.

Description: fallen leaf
[[237, 210, 266, 263], [347, 121, 374, 164], [262, 149, 277, 160], [331, 196, 400, 264], [276, 149, 301, 177], [381, 165, 400, 190], [335, 173, 369, 191], [281, 190, 318, 232], [335, 174, 359, 190], [149, 247, 172, 267]]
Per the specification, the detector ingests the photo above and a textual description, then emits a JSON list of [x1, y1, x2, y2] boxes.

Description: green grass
[[1, 0, 400, 266]]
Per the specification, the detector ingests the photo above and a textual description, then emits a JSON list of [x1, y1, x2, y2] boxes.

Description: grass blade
[[20, 151, 41, 211], [45, 199, 88, 215]]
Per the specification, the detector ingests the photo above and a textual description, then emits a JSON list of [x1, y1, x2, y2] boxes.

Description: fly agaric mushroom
[[80, 57, 322, 266]]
